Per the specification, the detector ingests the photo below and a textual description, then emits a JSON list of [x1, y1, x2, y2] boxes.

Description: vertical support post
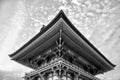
[[39, 72, 46, 80], [74, 73, 79, 80]]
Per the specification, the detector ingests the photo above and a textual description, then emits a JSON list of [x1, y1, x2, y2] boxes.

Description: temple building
[[9, 10, 115, 80]]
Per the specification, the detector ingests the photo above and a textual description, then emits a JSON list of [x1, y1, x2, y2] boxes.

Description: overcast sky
[[0, 0, 120, 80]]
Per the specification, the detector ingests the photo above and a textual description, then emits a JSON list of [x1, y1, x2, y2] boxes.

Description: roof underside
[[9, 10, 115, 75]]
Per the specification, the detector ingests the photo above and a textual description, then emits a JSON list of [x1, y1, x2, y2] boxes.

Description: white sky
[[0, 0, 120, 80], [0, 0, 31, 72]]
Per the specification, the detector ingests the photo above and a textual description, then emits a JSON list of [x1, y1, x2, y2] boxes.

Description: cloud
[[0, 0, 30, 72], [0, 70, 23, 80], [0, 0, 120, 80]]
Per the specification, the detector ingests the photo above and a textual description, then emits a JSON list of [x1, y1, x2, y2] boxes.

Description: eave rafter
[[21, 35, 99, 75]]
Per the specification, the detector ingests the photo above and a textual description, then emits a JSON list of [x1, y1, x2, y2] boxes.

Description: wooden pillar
[[76, 75, 79, 80], [39, 73, 45, 80]]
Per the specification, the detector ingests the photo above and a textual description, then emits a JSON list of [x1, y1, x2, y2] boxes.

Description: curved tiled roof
[[9, 10, 115, 73]]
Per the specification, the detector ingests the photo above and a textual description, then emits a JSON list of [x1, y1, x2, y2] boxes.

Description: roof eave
[[9, 10, 115, 70]]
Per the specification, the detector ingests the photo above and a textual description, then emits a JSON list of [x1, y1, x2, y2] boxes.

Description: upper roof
[[9, 10, 115, 74]]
